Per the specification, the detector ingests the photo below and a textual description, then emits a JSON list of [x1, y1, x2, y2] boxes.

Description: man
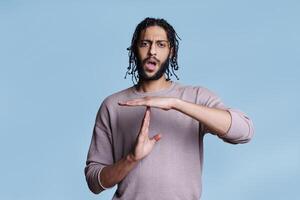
[[84, 17, 254, 200]]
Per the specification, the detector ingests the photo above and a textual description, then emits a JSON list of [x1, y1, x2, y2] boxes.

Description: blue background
[[1, 0, 299, 199]]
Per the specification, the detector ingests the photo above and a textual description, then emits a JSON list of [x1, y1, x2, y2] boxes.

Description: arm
[[98, 154, 138, 190], [172, 98, 254, 144], [119, 95, 254, 144], [173, 98, 231, 136], [85, 106, 161, 194], [100, 107, 161, 189], [85, 155, 137, 194]]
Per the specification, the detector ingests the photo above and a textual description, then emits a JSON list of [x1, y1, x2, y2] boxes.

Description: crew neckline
[[132, 81, 177, 96]]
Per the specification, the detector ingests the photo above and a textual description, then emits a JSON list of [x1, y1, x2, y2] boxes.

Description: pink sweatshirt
[[84, 81, 254, 200]]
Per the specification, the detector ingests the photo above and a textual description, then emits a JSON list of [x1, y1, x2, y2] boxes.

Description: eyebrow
[[140, 39, 169, 43]]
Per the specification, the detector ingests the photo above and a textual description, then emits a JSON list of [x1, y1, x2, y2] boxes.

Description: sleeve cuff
[[218, 109, 253, 144], [97, 166, 113, 190]]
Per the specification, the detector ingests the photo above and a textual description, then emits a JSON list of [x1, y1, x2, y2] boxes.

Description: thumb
[[150, 134, 162, 143]]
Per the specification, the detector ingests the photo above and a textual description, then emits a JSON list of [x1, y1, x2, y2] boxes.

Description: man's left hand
[[118, 97, 177, 111]]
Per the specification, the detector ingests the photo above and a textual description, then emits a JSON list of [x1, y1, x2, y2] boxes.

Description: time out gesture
[[119, 96, 232, 136]]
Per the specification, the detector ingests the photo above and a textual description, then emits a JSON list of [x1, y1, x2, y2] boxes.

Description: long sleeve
[[219, 108, 254, 144], [84, 100, 114, 194], [197, 87, 254, 144]]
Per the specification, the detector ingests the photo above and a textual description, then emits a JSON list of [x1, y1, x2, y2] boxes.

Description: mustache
[[143, 57, 160, 63]]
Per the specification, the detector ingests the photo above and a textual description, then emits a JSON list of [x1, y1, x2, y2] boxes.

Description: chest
[[111, 106, 200, 159]]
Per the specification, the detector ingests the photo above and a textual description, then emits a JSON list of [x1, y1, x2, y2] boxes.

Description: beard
[[136, 57, 170, 81]]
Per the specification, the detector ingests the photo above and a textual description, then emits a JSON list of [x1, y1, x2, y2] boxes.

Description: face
[[135, 26, 173, 81]]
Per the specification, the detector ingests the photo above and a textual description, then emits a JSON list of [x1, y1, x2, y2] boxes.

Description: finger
[[140, 107, 151, 135], [118, 102, 142, 106], [118, 102, 127, 106], [150, 134, 162, 144], [118, 99, 146, 106]]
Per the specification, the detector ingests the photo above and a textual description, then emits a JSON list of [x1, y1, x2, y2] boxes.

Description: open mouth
[[145, 59, 158, 72]]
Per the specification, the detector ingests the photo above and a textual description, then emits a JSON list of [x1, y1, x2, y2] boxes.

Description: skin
[[135, 26, 172, 82], [98, 26, 232, 190], [135, 25, 174, 93]]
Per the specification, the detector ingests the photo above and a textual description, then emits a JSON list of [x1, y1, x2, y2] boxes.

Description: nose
[[148, 43, 157, 56]]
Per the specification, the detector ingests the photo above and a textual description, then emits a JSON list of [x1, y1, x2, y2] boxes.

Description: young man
[[84, 17, 254, 200]]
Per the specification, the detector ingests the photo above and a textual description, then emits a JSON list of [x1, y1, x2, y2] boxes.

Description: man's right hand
[[98, 107, 162, 191], [128, 106, 162, 162]]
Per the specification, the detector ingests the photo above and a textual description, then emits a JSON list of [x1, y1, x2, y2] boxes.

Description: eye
[[157, 42, 167, 48], [140, 41, 150, 47]]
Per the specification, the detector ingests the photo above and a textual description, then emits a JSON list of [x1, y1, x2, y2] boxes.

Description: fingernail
[[154, 134, 161, 141]]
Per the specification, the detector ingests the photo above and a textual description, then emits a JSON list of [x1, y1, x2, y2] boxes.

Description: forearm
[[172, 98, 231, 136], [100, 154, 138, 189]]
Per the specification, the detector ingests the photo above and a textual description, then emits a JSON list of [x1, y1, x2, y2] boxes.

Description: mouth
[[144, 58, 158, 72]]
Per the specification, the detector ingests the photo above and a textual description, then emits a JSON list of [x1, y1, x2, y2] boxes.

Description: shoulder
[[176, 82, 218, 97], [175, 82, 222, 106], [101, 86, 134, 108], [95, 86, 134, 120]]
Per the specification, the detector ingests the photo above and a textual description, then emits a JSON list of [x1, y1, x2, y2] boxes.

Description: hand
[[129, 107, 162, 162], [119, 96, 177, 111]]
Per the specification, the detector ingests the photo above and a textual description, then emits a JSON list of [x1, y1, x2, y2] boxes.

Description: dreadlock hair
[[124, 17, 181, 85]]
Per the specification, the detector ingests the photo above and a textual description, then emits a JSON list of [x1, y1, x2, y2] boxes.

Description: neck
[[136, 76, 172, 93]]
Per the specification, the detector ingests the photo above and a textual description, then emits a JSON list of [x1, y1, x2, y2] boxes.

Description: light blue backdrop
[[0, 0, 299, 199]]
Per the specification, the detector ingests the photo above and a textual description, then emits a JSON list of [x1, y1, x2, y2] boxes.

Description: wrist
[[172, 98, 182, 110], [126, 153, 139, 164]]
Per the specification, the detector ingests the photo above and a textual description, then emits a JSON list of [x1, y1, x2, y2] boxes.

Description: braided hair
[[124, 17, 181, 85]]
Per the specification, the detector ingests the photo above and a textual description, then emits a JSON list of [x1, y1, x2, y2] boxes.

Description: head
[[125, 17, 181, 85]]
